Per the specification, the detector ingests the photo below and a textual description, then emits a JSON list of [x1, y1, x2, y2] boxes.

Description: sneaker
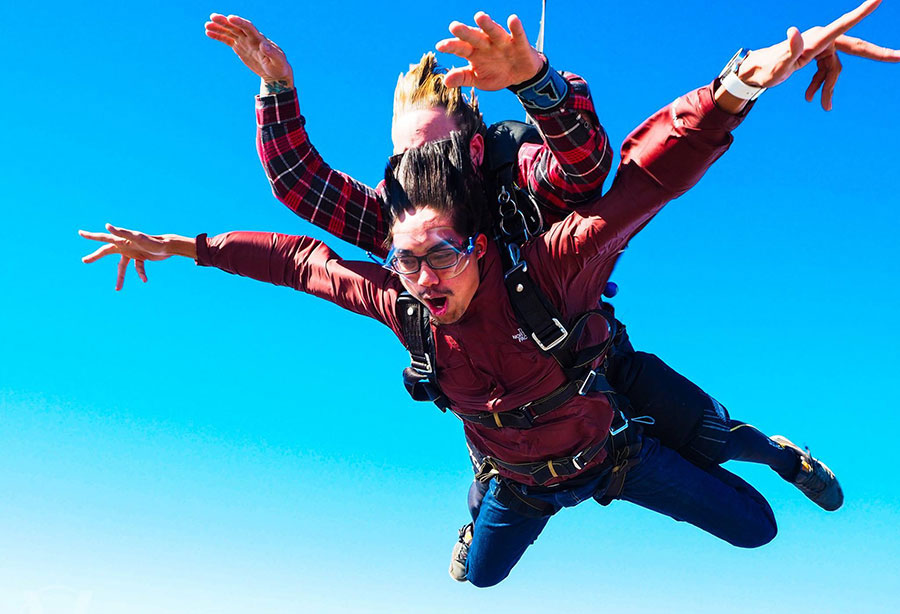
[[449, 522, 473, 582], [771, 436, 843, 511]]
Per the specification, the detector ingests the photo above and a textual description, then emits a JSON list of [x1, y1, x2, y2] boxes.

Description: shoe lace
[[796, 444, 827, 494], [458, 522, 473, 544]]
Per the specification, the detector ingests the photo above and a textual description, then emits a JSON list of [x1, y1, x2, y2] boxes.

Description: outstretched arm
[[79, 225, 402, 331], [437, 12, 612, 212], [539, 0, 899, 294], [205, 13, 391, 255]]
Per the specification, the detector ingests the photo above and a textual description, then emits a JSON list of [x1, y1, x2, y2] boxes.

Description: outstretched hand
[[436, 12, 544, 90], [738, 0, 898, 110], [79, 224, 194, 291], [205, 13, 294, 91]]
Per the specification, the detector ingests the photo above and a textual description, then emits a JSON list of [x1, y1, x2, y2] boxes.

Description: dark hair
[[384, 131, 491, 247]]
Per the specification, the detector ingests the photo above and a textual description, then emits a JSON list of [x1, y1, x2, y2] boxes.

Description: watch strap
[[720, 70, 766, 101], [718, 48, 766, 102]]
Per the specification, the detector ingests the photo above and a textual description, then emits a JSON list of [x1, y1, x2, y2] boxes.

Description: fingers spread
[[82, 243, 119, 263], [205, 29, 236, 45], [106, 224, 144, 243], [116, 256, 130, 292], [79, 229, 118, 243], [227, 14, 262, 40], [824, 0, 881, 40], [443, 67, 476, 89], [448, 21, 491, 49], [835, 35, 900, 62], [507, 14, 528, 43], [787, 26, 805, 59], [135, 260, 148, 283], [473, 12, 509, 43], [205, 21, 240, 37], [805, 65, 828, 102], [435, 38, 475, 59], [206, 16, 244, 39], [820, 59, 842, 111]]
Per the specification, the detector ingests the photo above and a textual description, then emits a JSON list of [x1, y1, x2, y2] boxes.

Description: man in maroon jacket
[[197, 2, 899, 581], [79, 5, 894, 578]]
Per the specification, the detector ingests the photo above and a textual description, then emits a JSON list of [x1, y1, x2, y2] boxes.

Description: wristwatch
[[718, 48, 766, 101]]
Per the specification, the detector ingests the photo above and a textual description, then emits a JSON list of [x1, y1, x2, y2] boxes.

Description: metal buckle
[[412, 352, 433, 375], [609, 410, 629, 437], [572, 452, 584, 471], [578, 370, 597, 396], [474, 458, 500, 483], [531, 318, 568, 352]]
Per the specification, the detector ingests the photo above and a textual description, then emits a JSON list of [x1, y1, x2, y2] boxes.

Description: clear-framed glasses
[[368, 235, 476, 279]]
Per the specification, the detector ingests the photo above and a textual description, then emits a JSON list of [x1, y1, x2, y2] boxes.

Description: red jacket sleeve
[[195, 231, 402, 334], [528, 82, 750, 313]]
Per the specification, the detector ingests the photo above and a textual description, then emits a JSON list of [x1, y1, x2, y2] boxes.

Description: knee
[[729, 518, 777, 549], [465, 566, 510, 588]]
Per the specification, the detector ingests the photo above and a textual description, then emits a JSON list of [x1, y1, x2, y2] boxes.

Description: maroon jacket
[[197, 84, 746, 486]]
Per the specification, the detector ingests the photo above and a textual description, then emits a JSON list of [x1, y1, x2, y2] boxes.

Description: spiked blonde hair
[[392, 52, 484, 140]]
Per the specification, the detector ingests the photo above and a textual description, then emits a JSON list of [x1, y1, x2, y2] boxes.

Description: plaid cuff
[[255, 88, 301, 126]]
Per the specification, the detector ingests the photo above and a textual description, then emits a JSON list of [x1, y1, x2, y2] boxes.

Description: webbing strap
[[475, 438, 608, 487], [396, 292, 453, 413], [396, 292, 433, 375], [503, 261, 618, 377], [452, 377, 584, 430]]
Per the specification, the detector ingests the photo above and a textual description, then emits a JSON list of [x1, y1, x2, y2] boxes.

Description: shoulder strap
[[396, 291, 451, 411], [396, 291, 433, 375], [484, 120, 543, 176], [502, 259, 617, 377], [485, 120, 545, 245]]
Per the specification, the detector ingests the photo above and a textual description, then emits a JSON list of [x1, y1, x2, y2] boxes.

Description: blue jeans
[[465, 436, 777, 588]]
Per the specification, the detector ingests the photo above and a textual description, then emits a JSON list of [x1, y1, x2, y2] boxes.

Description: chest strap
[[473, 406, 630, 487], [455, 369, 608, 430], [503, 259, 617, 380]]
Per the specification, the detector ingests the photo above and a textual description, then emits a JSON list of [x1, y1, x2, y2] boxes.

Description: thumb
[[444, 67, 476, 89], [787, 26, 804, 60]]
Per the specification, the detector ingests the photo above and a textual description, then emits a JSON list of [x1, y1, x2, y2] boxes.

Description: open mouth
[[423, 296, 449, 317]]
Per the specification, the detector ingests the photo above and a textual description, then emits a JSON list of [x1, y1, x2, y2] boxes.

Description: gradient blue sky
[[2, 1, 899, 612]]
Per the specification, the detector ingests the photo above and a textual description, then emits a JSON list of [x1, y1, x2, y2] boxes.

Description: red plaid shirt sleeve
[[516, 71, 612, 217], [256, 90, 391, 257]]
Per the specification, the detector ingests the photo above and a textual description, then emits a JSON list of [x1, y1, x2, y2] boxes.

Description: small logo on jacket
[[512, 328, 528, 343]]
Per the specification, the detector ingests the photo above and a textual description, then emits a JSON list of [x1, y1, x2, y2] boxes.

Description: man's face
[[390, 206, 486, 325]]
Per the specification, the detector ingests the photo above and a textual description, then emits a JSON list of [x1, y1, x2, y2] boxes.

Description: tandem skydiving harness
[[395, 120, 650, 510]]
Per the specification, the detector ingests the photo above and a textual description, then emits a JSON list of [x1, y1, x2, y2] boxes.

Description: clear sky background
[[1, 0, 899, 612]]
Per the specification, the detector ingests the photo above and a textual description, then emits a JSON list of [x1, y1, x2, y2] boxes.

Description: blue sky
[[1, 0, 899, 612]]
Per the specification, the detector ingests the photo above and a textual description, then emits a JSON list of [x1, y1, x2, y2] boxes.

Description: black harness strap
[[485, 121, 547, 249], [397, 292, 451, 411], [453, 377, 585, 430], [475, 439, 608, 487]]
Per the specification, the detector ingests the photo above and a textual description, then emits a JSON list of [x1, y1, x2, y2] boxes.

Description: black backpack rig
[[395, 121, 644, 505]]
